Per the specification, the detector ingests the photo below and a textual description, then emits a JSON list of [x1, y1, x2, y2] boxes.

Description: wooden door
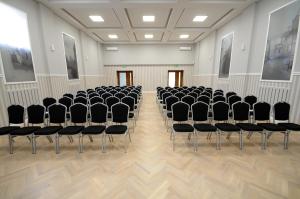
[[117, 71, 133, 86]]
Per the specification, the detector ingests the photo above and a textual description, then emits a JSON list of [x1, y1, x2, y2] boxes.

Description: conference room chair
[[88, 92, 99, 99], [188, 92, 198, 99], [174, 92, 185, 100], [97, 89, 106, 97], [191, 101, 217, 150], [182, 89, 190, 95], [212, 95, 226, 103], [193, 89, 202, 96], [274, 102, 300, 149], [101, 92, 113, 102], [120, 90, 129, 95], [181, 95, 195, 117], [213, 101, 241, 150], [201, 91, 211, 98], [253, 102, 287, 149], [171, 101, 195, 151], [170, 90, 178, 95], [197, 95, 210, 105], [114, 92, 126, 100], [9, 105, 42, 154], [109, 90, 118, 95], [76, 93, 87, 98], [43, 97, 56, 120], [81, 103, 107, 152], [106, 96, 120, 118], [160, 92, 172, 112], [89, 96, 104, 105], [244, 95, 257, 116], [63, 93, 74, 99], [56, 103, 87, 153], [121, 96, 136, 132], [226, 91, 236, 103], [232, 102, 264, 150], [165, 96, 179, 130], [31, 104, 64, 154], [74, 96, 88, 105], [104, 103, 130, 153]]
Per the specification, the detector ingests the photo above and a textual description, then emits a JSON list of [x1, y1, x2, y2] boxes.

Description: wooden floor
[[0, 93, 300, 199]]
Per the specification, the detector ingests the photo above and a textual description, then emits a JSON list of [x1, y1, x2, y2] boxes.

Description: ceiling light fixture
[[193, 16, 207, 22], [89, 15, 104, 22], [143, 15, 155, 22], [108, 34, 118, 39], [144, 34, 154, 39], [179, 34, 189, 39]]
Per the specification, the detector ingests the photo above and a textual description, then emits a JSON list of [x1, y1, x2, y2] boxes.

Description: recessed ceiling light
[[193, 16, 207, 22], [143, 15, 155, 22], [89, 15, 104, 22], [179, 34, 189, 39], [144, 34, 154, 39], [108, 34, 118, 39]]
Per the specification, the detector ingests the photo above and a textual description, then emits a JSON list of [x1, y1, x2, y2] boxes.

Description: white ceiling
[[37, 0, 258, 44]]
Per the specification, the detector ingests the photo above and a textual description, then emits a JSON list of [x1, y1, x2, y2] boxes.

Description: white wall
[[193, 0, 300, 123]]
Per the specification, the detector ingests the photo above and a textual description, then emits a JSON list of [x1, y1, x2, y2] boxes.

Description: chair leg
[[284, 131, 289, 150], [55, 134, 60, 154], [79, 134, 83, 153], [239, 131, 243, 150], [88, 135, 93, 142], [101, 134, 104, 152], [124, 133, 128, 153], [68, 136, 73, 143], [193, 131, 197, 152], [128, 131, 132, 143], [9, 135, 13, 154], [261, 132, 267, 150], [216, 131, 221, 150], [172, 130, 175, 152], [46, 136, 53, 143], [103, 134, 107, 153], [247, 132, 253, 139], [32, 135, 36, 154]]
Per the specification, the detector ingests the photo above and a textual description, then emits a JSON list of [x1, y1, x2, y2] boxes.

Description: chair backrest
[[191, 102, 209, 122], [162, 92, 172, 104], [109, 90, 118, 95], [97, 90, 106, 96], [174, 92, 185, 100], [76, 93, 87, 98], [90, 96, 104, 105], [106, 96, 120, 111], [232, 102, 250, 121], [88, 93, 99, 99], [43, 97, 56, 111], [181, 89, 189, 95], [172, 102, 189, 122], [121, 96, 135, 111], [128, 92, 138, 104], [115, 92, 126, 100], [228, 95, 242, 109], [213, 92, 223, 97], [213, 95, 226, 103], [48, 104, 66, 124], [74, 97, 88, 105], [90, 103, 108, 124], [188, 92, 198, 99], [181, 95, 195, 110], [244, 95, 257, 109], [101, 92, 113, 101], [111, 103, 129, 123], [58, 97, 72, 111], [253, 102, 271, 121], [170, 90, 178, 95], [274, 102, 290, 121], [70, 103, 88, 124], [7, 105, 24, 124], [166, 96, 179, 111], [27, 105, 45, 124], [201, 91, 211, 98], [63, 93, 74, 99], [197, 95, 210, 105], [226, 91, 236, 102], [77, 90, 86, 94], [121, 90, 129, 95], [213, 102, 229, 121], [193, 89, 201, 95]]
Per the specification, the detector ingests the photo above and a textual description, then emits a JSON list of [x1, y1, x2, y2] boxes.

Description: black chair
[[57, 103, 87, 153], [213, 96, 226, 103], [81, 103, 108, 152], [74, 97, 88, 105], [106, 96, 120, 112], [77, 90, 86, 94], [121, 96, 136, 131], [120, 90, 129, 95], [101, 92, 113, 102], [109, 90, 118, 95], [0, 105, 24, 151], [213, 92, 224, 97], [115, 92, 126, 100], [174, 92, 185, 100], [244, 95, 257, 110], [193, 89, 202, 96], [253, 102, 286, 149], [197, 95, 210, 105], [105, 103, 130, 152], [9, 105, 42, 154], [63, 93, 74, 99], [165, 96, 179, 128], [188, 92, 198, 99], [58, 96, 73, 118], [97, 90, 106, 96], [191, 102, 217, 150], [90, 96, 104, 105], [201, 92, 211, 98], [181, 95, 195, 115], [43, 97, 56, 119], [213, 102, 240, 150], [226, 92, 236, 103], [88, 93, 99, 99], [170, 90, 178, 95], [274, 102, 300, 149], [161, 92, 172, 112], [76, 93, 87, 98], [232, 102, 264, 150], [171, 102, 195, 151], [182, 90, 189, 95], [128, 92, 139, 114], [32, 104, 65, 154]]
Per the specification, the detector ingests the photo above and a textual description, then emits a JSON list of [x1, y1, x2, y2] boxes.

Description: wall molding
[[104, 64, 194, 67]]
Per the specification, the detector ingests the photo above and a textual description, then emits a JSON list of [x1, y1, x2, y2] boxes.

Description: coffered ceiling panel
[[134, 30, 164, 41], [93, 29, 130, 42], [126, 8, 172, 28], [168, 30, 204, 42], [64, 8, 122, 28]]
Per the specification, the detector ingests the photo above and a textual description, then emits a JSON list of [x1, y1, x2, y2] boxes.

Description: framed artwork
[[62, 33, 79, 80], [218, 32, 234, 79]]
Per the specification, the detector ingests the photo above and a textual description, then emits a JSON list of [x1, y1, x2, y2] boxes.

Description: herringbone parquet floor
[[0, 93, 300, 199]]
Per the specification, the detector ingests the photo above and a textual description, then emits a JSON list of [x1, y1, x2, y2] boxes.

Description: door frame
[[168, 70, 184, 87], [116, 70, 133, 86]]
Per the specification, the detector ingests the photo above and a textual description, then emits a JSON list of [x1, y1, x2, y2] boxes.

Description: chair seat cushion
[[58, 126, 84, 135], [194, 124, 217, 132], [167, 112, 172, 118], [0, 126, 20, 135], [215, 123, 240, 132], [10, 127, 41, 136], [257, 123, 286, 132], [278, 123, 300, 131], [105, 125, 127, 134], [173, 123, 194, 132], [236, 123, 263, 132], [82, 125, 105, 134], [35, 126, 62, 135]]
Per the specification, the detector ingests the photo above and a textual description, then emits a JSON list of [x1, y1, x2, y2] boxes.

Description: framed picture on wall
[[261, 0, 300, 82], [62, 33, 79, 80], [0, 2, 36, 84], [218, 32, 234, 79]]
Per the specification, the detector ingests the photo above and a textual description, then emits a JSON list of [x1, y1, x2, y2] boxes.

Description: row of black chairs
[[0, 86, 142, 154]]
